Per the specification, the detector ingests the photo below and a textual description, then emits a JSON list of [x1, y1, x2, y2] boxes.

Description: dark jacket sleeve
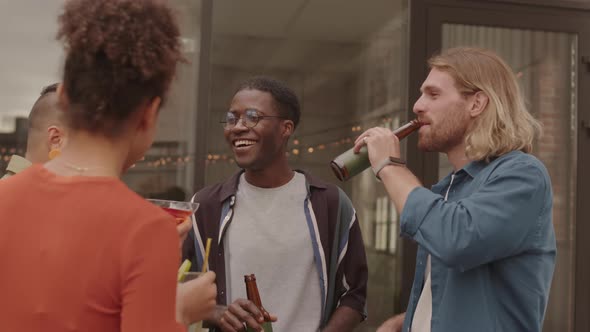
[[336, 189, 368, 318], [181, 224, 197, 271]]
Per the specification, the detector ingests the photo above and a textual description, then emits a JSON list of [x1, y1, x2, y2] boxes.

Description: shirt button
[[220, 291, 225, 295]]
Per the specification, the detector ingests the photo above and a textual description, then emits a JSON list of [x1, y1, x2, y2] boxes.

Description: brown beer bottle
[[244, 274, 273, 332], [330, 119, 422, 181]]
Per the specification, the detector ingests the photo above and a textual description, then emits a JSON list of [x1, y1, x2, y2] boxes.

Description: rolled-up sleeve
[[400, 161, 549, 272]]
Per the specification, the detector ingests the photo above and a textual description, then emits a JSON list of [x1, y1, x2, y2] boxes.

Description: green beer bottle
[[245, 274, 273, 332], [330, 119, 422, 181]]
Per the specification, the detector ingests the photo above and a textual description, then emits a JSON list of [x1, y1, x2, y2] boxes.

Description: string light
[[132, 154, 196, 169], [1, 117, 400, 169], [0, 129, 362, 170], [130, 115, 399, 168]]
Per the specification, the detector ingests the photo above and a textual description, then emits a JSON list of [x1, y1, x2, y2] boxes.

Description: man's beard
[[418, 117, 469, 153]]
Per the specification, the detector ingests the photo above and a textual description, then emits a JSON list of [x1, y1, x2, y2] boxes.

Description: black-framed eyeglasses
[[220, 109, 287, 129]]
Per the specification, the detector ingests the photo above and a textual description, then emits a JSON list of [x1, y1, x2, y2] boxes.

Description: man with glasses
[[183, 76, 368, 332], [2, 83, 67, 179]]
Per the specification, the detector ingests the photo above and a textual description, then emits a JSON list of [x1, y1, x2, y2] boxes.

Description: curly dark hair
[[57, 0, 185, 136], [236, 76, 301, 129]]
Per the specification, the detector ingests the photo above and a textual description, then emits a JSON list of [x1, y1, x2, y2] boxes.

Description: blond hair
[[428, 47, 542, 161]]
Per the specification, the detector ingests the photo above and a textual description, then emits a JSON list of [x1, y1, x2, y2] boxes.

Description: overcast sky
[[0, 0, 63, 131]]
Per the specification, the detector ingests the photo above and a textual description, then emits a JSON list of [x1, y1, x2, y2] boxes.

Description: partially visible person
[[361, 47, 555, 332], [183, 77, 368, 332], [1, 83, 66, 179], [0, 1, 215, 331]]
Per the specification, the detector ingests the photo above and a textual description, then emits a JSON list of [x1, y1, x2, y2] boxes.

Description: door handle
[[578, 56, 589, 134]]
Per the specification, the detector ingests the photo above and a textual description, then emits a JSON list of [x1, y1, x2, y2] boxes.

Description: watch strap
[[373, 156, 406, 180]]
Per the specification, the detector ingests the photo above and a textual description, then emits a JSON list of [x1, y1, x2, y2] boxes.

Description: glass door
[[417, 3, 590, 331], [122, 0, 204, 198], [205, 1, 412, 330], [439, 24, 578, 332]]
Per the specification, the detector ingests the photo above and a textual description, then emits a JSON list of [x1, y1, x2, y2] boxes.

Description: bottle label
[[247, 322, 273, 332], [332, 146, 371, 181]]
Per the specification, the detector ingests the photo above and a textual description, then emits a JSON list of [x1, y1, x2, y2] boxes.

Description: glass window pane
[[122, 0, 203, 200], [441, 24, 577, 332]]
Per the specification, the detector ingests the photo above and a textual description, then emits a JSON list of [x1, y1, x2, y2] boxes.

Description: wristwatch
[[373, 156, 406, 180]]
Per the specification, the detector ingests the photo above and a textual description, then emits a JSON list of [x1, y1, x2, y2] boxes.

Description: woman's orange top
[[0, 165, 185, 332]]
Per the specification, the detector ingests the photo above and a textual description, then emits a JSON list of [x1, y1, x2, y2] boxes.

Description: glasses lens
[[224, 113, 237, 128], [244, 110, 260, 128]]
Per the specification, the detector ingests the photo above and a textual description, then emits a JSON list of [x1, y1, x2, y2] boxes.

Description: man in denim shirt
[[354, 47, 556, 332]]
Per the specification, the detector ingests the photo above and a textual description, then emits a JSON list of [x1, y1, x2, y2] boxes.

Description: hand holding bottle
[[331, 120, 421, 181], [353, 126, 404, 167], [215, 299, 277, 332], [215, 274, 276, 332]]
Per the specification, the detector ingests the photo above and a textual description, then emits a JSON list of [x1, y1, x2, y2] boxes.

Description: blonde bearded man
[[360, 47, 555, 332]]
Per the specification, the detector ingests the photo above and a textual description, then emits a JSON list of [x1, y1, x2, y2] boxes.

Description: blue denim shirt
[[400, 151, 556, 332]]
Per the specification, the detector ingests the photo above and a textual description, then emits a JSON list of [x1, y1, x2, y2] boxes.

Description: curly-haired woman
[[0, 1, 216, 331]]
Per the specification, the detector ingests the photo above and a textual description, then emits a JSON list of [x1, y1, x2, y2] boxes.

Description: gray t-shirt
[[225, 172, 322, 331]]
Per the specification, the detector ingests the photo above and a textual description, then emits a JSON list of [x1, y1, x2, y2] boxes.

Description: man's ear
[[469, 91, 489, 118], [282, 120, 294, 139], [47, 126, 65, 149]]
